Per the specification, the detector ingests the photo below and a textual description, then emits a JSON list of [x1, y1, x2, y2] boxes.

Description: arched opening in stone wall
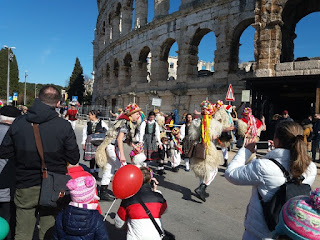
[[105, 63, 110, 85], [160, 38, 178, 81], [123, 53, 133, 86], [99, 21, 106, 50], [116, 3, 122, 35], [190, 28, 216, 77], [113, 58, 119, 79], [108, 13, 113, 42], [138, 46, 151, 83], [169, 0, 181, 14], [229, 18, 255, 73], [131, 0, 135, 30], [281, 0, 320, 62], [147, 0, 154, 23]]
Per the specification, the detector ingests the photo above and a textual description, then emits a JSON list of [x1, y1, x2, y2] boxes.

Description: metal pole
[[24, 71, 28, 105], [6, 48, 10, 105]]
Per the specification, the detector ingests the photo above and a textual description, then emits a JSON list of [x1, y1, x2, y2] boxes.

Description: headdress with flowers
[[242, 107, 258, 138], [216, 100, 224, 110], [124, 103, 141, 116]]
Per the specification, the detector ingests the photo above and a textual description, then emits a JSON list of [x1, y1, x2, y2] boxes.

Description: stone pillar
[[177, 47, 198, 81], [112, 15, 121, 40], [135, 0, 148, 28], [105, 24, 111, 45], [253, 1, 283, 76], [118, 66, 131, 89], [154, 0, 169, 20], [122, 6, 133, 35]]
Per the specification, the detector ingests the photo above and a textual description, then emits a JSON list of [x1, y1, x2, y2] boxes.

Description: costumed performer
[[139, 111, 163, 164], [180, 113, 193, 171], [189, 100, 223, 202], [170, 127, 183, 172], [95, 103, 141, 201], [214, 100, 236, 167], [237, 107, 266, 149]]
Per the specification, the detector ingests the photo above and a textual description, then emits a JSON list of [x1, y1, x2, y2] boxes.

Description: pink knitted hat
[[66, 176, 99, 204]]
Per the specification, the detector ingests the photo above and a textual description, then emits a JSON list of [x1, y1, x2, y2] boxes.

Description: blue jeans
[[311, 139, 320, 161]]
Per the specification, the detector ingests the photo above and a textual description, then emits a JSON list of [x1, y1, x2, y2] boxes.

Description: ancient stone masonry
[[92, 0, 320, 117]]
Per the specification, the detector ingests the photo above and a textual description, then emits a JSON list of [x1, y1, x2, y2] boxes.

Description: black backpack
[[258, 158, 311, 231]]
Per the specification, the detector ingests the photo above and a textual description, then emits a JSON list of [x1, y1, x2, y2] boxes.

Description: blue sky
[[1, 1, 319, 87]]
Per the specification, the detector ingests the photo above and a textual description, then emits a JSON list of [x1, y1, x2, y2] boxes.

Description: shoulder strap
[[136, 195, 164, 238], [268, 158, 290, 180], [32, 123, 48, 179], [258, 158, 290, 201]]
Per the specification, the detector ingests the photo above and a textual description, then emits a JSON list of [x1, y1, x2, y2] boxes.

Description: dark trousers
[[14, 186, 59, 240], [311, 139, 319, 161]]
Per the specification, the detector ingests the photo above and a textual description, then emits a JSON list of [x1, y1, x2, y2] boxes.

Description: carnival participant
[[214, 101, 236, 167], [95, 103, 141, 201], [225, 121, 317, 240], [180, 113, 193, 171], [139, 111, 163, 163], [236, 107, 266, 149], [157, 137, 171, 175], [189, 100, 223, 202], [65, 102, 78, 130], [170, 127, 183, 172], [82, 110, 108, 179], [110, 108, 123, 120]]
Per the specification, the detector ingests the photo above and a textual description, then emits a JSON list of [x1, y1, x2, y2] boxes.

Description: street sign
[[225, 84, 235, 101], [13, 92, 18, 101], [241, 90, 251, 102], [152, 98, 162, 107], [9, 96, 13, 103], [72, 96, 78, 102]]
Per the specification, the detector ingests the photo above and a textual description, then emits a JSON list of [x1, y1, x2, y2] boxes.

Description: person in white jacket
[[225, 121, 317, 240]]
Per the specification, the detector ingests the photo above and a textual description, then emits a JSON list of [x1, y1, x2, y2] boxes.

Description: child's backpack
[[258, 158, 311, 231]]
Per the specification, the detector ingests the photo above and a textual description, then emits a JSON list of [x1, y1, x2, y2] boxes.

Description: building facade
[[92, 0, 320, 121]]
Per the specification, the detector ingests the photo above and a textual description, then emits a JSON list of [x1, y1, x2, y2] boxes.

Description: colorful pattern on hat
[[216, 100, 224, 109], [171, 127, 180, 135], [124, 103, 141, 116], [278, 191, 320, 240], [66, 176, 99, 204], [242, 107, 252, 116], [200, 100, 215, 116]]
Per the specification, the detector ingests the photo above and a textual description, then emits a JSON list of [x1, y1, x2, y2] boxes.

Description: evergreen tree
[[0, 47, 19, 102], [67, 57, 85, 104]]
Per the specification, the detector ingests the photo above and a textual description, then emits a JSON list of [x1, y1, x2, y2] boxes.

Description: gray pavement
[[74, 123, 320, 240]]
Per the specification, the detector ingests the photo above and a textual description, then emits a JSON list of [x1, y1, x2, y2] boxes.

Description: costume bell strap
[[200, 114, 211, 154]]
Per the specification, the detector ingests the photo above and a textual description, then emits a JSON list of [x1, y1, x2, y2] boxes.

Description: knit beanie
[[273, 188, 320, 240], [66, 176, 99, 204]]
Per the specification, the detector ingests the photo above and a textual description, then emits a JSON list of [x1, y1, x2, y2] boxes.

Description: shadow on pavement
[[104, 215, 126, 240]]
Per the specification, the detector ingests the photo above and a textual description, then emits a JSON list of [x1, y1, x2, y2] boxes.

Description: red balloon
[[112, 165, 143, 199]]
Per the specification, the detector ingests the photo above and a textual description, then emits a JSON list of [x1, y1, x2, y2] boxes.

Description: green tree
[[0, 47, 19, 102], [67, 57, 85, 104]]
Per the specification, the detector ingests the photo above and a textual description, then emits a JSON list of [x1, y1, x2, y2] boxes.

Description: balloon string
[[115, 147, 126, 166], [103, 198, 117, 221]]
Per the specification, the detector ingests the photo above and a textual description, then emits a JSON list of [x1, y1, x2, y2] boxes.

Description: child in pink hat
[[52, 175, 109, 240]]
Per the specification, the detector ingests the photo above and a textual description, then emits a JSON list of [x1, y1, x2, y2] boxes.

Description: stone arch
[[108, 13, 113, 42], [160, 38, 177, 80], [229, 18, 255, 72], [189, 28, 215, 77], [123, 53, 133, 86], [281, 0, 320, 62], [98, 20, 106, 50], [138, 46, 151, 83]]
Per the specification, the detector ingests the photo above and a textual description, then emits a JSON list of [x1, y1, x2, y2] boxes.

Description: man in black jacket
[[0, 85, 80, 240]]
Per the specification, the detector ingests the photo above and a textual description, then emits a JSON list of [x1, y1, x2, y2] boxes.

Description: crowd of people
[[0, 84, 319, 240]]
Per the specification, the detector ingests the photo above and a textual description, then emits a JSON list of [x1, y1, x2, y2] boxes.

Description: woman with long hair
[[225, 121, 317, 240]]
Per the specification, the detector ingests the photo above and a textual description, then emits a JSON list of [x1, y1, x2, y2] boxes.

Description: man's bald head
[[38, 85, 61, 107]]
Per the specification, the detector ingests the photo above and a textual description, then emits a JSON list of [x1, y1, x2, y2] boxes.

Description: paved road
[[74, 123, 320, 240]]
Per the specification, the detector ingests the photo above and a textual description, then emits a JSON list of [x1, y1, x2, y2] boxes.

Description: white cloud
[[41, 48, 52, 64]]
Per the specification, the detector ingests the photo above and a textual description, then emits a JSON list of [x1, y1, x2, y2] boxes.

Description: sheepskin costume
[[189, 101, 223, 181], [95, 104, 140, 169], [214, 101, 235, 148]]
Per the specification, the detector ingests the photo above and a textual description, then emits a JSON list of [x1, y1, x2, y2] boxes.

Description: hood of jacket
[[62, 206, 97, 236], [26, 98, 58, 124]]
